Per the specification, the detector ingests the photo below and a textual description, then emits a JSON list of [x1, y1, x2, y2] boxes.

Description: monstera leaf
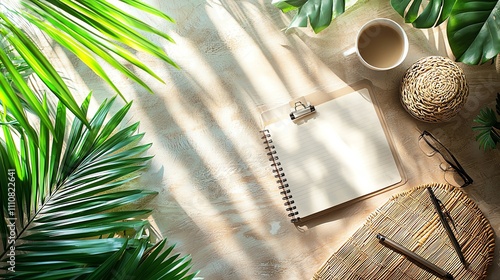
[[390, 0, 456, 28], [447, 0, 500, 64], [391, 0, 500, 64], [272, 0, 352, 33], [273, 0, 500, 65]]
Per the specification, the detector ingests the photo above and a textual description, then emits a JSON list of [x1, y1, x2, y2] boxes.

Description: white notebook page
[[265, 89, 401, 219]]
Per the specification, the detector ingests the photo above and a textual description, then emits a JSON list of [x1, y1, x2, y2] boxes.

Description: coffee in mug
[[356, 18, 408, 70]]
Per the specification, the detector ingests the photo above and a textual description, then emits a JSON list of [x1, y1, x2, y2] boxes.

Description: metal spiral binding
[[261, 129, 299, 222]]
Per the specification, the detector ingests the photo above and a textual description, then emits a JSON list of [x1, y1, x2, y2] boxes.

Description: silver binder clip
[[289, 99, 316, 121]]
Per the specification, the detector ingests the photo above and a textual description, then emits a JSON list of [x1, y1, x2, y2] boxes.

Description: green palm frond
[[1, 10, 90, 131], [0, 35, 33, 86], [87, 238, 197, 280], [20, 0, 178, 97], [1, 0, 177, 137], [0, 94, 196, 279], [473, 93, 500, 150]]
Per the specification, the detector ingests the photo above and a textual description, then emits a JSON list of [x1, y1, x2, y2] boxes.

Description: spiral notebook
[[261, 81, 404, 223]]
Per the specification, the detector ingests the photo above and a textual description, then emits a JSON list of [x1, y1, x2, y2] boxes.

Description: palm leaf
[[84, 239, 131, 280], [2, 0, 178, 138], [83, 238, 198, 280], [22, 1, 158, 98], [0, 138, 15, 249], [0, 35, 33, 82], [0, 11, 90, 128], [0, 94, 196, 279], [0, 67, 40, 145], [473, 100, 500, 150], [20, 0, 179, 94], [113, 238, 148, 278], [131, 239, 197, 280]]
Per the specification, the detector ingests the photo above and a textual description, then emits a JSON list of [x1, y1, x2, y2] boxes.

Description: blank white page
[[265, 89, 401, 219]]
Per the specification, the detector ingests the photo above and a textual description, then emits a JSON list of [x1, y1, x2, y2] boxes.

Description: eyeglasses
[[418, 131, 473, 188]]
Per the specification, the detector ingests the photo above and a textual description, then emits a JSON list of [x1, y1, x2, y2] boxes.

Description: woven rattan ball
[[400, 56, 468, 123]]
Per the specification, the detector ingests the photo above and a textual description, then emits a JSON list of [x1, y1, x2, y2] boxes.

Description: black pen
[[427, 187, 467, 266], [377, 233, 454, 279]]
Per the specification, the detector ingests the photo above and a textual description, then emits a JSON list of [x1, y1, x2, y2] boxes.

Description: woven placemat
[[313, 183, 495, 280], [400, 56, 469, 123]]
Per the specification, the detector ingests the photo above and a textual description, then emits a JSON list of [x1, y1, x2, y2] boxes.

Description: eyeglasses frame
[[419, 131, 473, 188]]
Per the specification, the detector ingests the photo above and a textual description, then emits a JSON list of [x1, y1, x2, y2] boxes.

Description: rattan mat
[[313, 183, 495, 280]]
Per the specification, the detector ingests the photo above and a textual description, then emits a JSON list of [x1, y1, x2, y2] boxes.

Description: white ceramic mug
[[355, 18, 409, 71]]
